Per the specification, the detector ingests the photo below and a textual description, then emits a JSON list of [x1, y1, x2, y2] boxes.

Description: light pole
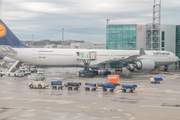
[[62, 28, 64, 48], [32, 34, 34, 46], [106, 18, 110, 25]]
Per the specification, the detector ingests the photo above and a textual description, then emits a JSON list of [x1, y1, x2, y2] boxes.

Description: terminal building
[[176, 25, 180, 58], [106, 24, 179, 69]]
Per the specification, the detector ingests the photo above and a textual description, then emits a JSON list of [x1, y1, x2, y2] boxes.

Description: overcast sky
[[0, 0, 180, 43]]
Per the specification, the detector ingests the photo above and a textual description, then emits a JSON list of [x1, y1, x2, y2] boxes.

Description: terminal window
[[162, 31, 165, 41], [162, 42, 164, 47], [106, 25, 136, 50]]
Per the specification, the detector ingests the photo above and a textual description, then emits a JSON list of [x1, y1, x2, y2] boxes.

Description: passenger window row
[[39, 54, 73, 56], [97, 55, 109, 56]]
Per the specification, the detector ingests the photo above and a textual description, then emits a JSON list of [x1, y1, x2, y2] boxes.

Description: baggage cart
[[84, 83, 97, 91], [101, 82, 116, 92], [51, 81, 64, 90], [67, 82, 81, 90], [121, 84, 137, 93]]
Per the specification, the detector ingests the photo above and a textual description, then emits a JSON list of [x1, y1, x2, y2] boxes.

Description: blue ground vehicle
[[121, 84, 137, 93], [149, 77, 163, 84]]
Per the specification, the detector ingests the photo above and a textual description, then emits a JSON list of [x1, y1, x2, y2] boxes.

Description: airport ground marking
[[141, 105, 180, 109], [2, 97, 73, 104]]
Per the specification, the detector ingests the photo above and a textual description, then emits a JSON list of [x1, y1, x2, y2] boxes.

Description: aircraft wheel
[[68, 87, 72, 90], [110, 89, 114, 92], [103, 88, 107, 92], [30, 84, 33, 89], [129, 90, 133, 93], [74, 87, 78, 90], [122, 89, 126, 92], [38, 85, 42, 89]]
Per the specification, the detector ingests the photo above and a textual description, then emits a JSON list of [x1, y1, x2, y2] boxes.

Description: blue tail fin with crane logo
[[0, 19, 29, 48]]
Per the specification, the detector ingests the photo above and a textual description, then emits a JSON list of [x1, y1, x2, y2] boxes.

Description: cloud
[[0, 0, 180, 43]]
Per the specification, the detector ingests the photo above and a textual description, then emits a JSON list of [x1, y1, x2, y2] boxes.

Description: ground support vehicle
[[8, 70, 24, 77], [121, 84, 137, 93], [37, 69, 44, 74], [108, 75, 119, 83], [101, 82, 117, 92], [28, 75, 49, 89], [66, 82, 81, 90], [84, 83, 97, 91], [78, 70, 98, 78], [51, 81, 64, 90], [20, 69, 31, 76], [30, 66, 37, 73], [0, 70, 5, 77], [149, 77, 163, 84]]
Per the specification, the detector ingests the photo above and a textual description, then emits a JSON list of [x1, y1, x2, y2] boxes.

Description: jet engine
[[127, 64, 135, 72], [135, 59, 155, 70]]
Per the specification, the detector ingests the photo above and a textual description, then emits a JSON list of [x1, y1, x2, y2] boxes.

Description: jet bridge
[[76, 51, 97, 77], [77, 51, 96, 60]]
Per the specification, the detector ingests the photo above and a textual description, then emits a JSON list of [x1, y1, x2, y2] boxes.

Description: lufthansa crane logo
[[0, 23, 6, 37], [137, 26, 142, 32]]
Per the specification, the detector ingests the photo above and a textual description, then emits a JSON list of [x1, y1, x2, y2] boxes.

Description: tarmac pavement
[[0, 68, 180, 120]]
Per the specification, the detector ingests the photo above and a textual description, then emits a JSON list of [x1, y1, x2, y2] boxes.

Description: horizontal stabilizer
[[0, 45, 17, 57]]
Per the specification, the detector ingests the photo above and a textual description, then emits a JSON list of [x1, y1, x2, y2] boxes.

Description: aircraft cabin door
[[32, 50, 38, 59]]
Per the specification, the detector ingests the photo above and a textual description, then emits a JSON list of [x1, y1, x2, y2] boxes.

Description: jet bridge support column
[[77, 51, 97, 77], [82, 59, 91, 72]]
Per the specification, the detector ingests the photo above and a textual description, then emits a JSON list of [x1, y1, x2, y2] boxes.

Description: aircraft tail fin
[[0, 19, 29, 48]]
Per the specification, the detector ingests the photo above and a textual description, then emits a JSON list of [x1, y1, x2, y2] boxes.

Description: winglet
[[139, 48, 146, 55]]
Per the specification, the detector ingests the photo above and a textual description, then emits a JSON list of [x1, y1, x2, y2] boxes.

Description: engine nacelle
[[127, 64, 135, 72], [135, 59, 155, 70]]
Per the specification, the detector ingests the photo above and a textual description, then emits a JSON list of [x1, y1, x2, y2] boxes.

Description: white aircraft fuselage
[[12, 48, 178, 69]]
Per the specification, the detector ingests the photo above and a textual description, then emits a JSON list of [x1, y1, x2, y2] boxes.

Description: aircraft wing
[[100, 54, 139, 64], [99, 48, 146, 65], [0, 45, 18, 57]]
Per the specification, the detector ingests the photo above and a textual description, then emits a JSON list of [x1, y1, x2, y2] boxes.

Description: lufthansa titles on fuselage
[[153, 52, 170, 56], [38, 50, 53, 52]]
